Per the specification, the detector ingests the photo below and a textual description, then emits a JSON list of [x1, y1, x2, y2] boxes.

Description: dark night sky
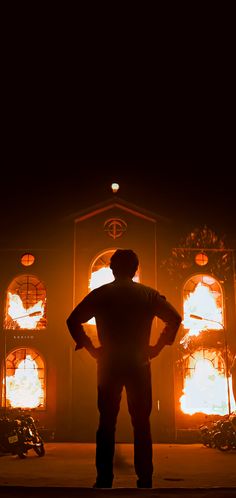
[[0, 160, 235, 249]]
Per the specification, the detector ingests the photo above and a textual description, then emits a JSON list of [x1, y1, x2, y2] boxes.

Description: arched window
[[1, 347, 46, 409], [89, 250, 116, 292], [182, 274, 224, 333], [178, 274, 236, 416], [179, 348, 236, 416], [4, 275, 47, 330]]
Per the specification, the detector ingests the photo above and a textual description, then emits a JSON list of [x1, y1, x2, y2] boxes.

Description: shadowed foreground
[[0, 487, 235, 498], [0, 443, 236, 497]]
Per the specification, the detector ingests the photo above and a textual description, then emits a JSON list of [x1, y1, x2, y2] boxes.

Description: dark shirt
[[67, 279, 182, 364]]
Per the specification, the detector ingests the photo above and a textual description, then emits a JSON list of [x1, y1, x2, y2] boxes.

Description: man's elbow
[[66, 315, 74, 331], [169, 311, 182, 330], [174, 314, 182, 336], [164, 314, 182, 346], [176, 313, 182, 328]]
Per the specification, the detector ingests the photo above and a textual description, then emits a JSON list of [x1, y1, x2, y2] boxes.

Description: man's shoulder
[[91, 282, 114, 295], [134, 282, 163, 297]]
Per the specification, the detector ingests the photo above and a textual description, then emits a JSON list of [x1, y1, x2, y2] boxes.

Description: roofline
[[63, 196, 170, 224]]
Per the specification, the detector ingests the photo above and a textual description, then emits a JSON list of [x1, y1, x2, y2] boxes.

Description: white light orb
[[111, 182, 119, 193]]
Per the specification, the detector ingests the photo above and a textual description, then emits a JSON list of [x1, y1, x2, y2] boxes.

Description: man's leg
[[126, 363, 153, 488], [95, 365, 123, 487]]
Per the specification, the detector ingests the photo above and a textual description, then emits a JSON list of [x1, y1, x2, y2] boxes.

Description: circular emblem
[[195, 252, 208, 266], [104, 218, 127, 239]]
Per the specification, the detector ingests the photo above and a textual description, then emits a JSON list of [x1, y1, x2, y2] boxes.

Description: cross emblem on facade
[[104, 218, 127, 239]]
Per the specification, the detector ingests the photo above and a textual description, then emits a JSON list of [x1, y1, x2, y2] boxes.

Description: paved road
[[0, 443, 236, 496]]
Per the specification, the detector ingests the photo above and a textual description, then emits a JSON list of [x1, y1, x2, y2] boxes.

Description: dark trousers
[[96, 362, 153, 484]]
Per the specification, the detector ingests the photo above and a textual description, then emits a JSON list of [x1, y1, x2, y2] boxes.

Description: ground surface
[[0, 443, 235, 497]]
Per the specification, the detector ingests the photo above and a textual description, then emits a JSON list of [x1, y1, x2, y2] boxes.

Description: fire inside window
[[87, 250, 140, 325], [179, 274, 236, 416], [182, 274, 224, 336], [180, 349, 235, 416], [2, 348, 45, 409], [89, 250, 116, 292], [5, 275, 47, 330]]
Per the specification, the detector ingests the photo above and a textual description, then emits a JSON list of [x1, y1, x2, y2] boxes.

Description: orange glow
[[21, 253, 35, 266], [181, 282, 223, 343], [179, 276, 236, 415], [195, 252, 208, 266], [7, 292, 45, 329], [5, 354, 44, 408], [180, 350, 236, 415], [89, 266, 114, 291], [89, 266, 139, 292]]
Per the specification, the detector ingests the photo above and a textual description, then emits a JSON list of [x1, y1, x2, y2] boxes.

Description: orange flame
[[182, 282, 223, 341], [180, 350, 236, 415], [89, 266, 114, 291], [5, 354, 44, 408], [7, 292, 44, 329], [179, 281, 236, 415]]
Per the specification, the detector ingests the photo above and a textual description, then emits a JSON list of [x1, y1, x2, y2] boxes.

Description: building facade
[[0, 197, 235, 442]]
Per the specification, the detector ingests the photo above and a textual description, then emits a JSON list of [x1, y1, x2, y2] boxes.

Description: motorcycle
[[199, 424, 214, 447], [0, 414, 45, 458], [200, 413, 236, 452], [213, 415, 236, 451]]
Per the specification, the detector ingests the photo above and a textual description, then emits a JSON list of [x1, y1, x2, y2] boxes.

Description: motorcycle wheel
[[214, 433, 230, 451], [217, 443, 230, 451], [18, 452, 27, 458], [34, 443, 45, 457]]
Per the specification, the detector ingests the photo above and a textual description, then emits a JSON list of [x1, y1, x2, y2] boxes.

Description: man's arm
[[149, 292, 182, 359], [66, 293, 99, 358]]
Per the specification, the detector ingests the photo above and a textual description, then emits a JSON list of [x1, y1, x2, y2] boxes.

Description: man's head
[[110, 249, 139, 279]]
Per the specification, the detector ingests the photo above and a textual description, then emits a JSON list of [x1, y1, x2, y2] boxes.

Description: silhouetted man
[[66, 249, 182, 488]]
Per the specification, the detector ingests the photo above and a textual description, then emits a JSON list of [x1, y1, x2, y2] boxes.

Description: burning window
[[5, 275, 46, 330], [2, 348, 45, 409], [178, 273, 236, 416], [89, 250, 117, 292], [180, 349, 236, 416], [182, 274, 223, 340]]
